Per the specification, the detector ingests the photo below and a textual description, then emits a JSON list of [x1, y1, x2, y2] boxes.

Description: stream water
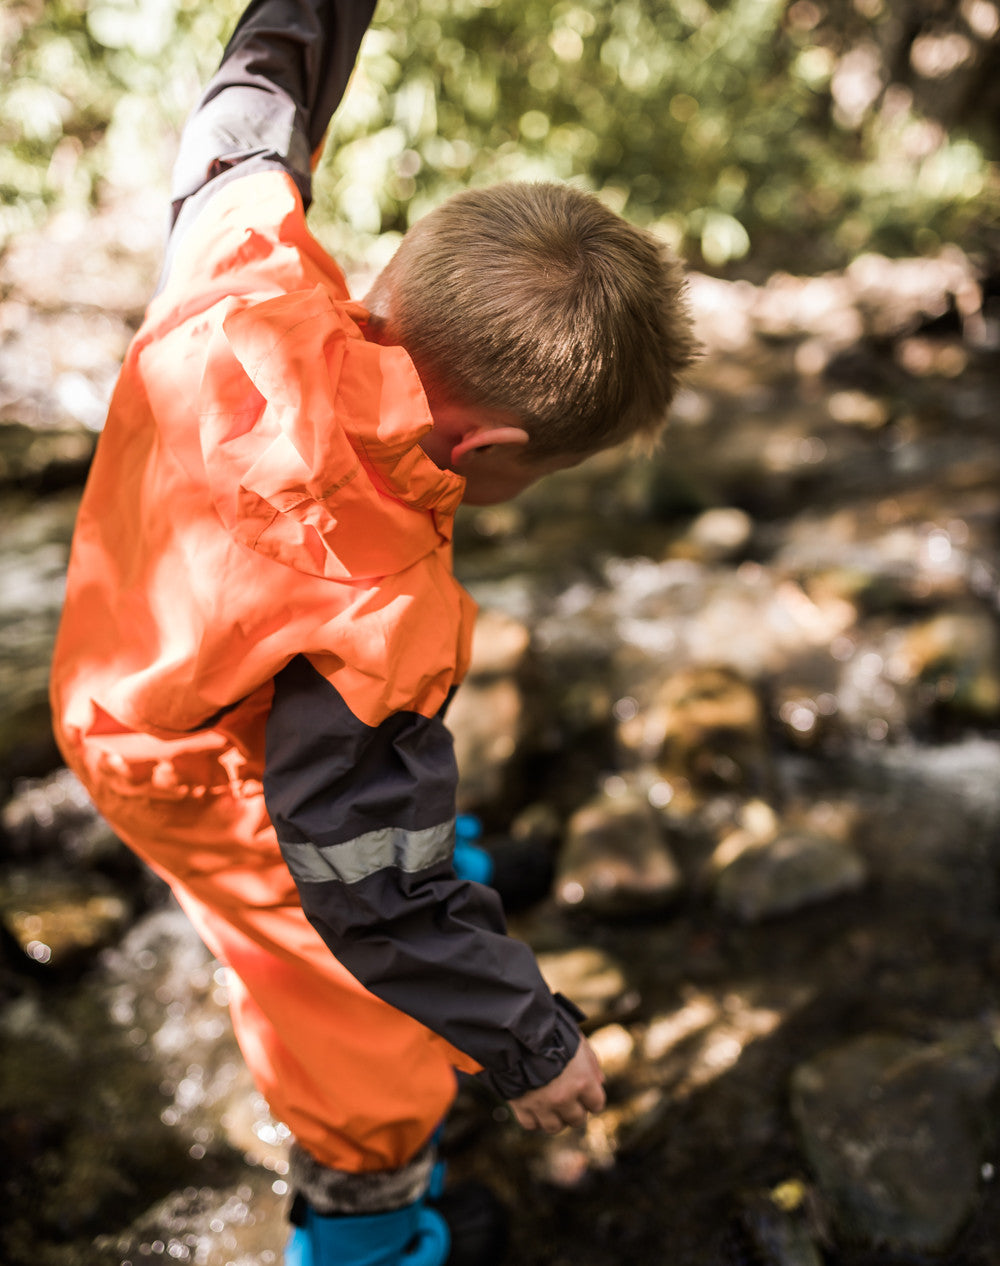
[[2, 200, 999, 1266]]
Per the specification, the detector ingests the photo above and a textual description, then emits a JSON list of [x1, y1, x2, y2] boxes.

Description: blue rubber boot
[[285, 1145, 508, 1266], [285, 1199, 450, 1266], [453, 814, 554, 913], [452, 815, 494, 885]]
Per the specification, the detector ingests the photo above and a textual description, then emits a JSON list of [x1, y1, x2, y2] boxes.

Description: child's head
[[364, 181, 699, 463]]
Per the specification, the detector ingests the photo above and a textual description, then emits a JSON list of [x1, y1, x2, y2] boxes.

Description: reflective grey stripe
[[279, 819, 454, 886]]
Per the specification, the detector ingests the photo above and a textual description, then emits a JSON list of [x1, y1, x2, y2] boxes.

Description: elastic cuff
[[288, 1141, 436, 1215], [475, 993, 583, 1101]]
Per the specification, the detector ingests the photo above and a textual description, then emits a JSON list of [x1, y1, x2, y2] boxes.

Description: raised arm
[[166, 0, 376, 263]]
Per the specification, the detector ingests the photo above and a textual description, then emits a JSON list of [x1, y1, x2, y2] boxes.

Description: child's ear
[[450, 425, 530, 466]]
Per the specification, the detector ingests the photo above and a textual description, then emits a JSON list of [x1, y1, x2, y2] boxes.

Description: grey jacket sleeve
[[262, 654, 582, 1100], [165, 0, 376, 269]]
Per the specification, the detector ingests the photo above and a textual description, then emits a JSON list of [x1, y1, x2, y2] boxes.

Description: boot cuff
[[288, 1141, 436, 1215]]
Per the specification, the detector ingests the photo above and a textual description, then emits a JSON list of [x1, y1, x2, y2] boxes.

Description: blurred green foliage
[[2, 0, 997, 272]]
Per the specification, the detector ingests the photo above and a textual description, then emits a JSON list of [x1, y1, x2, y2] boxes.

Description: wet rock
[[776, 511, 978, 613], [604, 561, 857, 706], [890, 608, 1000, 725], [0, 869, 131, 969], [587, 1023, 636, 1079], [0, 489, 79, 780], [642, 986, 792, 1099], [642, 992, 719, 1061], [773, 683, 843, 750], [836, 607, 1000, 742], [845, 249, 982, 342], [676, 506, 754, 564], [450, 609, 536, 812], [825, 389, 891, 430], [554, 790, 683, 917], [535, 945, 637, 1026], [651, 665, 771, 796], [711, 822, 867, 924], [451, 675, 524, 810], [0, 420, 96, 490], [790, 1026, 1000, 1252], [1, 766, 120, 864], [734, 1180, 827, 1266]]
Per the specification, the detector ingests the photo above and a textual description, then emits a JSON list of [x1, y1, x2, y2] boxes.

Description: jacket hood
[[197, 280, 465, 584]]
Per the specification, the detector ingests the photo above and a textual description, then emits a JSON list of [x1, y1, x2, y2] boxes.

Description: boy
[[49, 1, 698, 1262]]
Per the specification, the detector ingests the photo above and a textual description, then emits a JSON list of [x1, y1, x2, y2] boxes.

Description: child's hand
[[508, 1038, 607, 1134]]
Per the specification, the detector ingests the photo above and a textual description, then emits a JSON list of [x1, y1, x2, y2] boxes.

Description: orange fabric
[[53, 172, 475, 744], [50, 170, 481, 1171], [58, 727, 479, 1172]]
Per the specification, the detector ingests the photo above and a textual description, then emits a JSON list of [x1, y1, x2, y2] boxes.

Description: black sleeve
[[263, 655, 582, 1101], [165, 0, 376, 262]]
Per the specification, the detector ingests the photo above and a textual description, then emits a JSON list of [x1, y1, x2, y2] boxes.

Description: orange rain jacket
[[50, 0, 581, 1119]]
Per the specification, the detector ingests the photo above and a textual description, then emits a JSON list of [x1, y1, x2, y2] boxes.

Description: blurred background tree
[[2, 0, 997, 275]]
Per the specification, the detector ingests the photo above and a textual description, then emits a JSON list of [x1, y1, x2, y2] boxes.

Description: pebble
[[735, 1182, 826, 1266], [587, 1022, 636, 1078], [535, 945, 634, 1024], [678, 506, 753, 563]]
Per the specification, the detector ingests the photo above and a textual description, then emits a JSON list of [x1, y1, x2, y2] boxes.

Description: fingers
[[508, 1038, 608, 1134], [512, 1100, 589, 1134]]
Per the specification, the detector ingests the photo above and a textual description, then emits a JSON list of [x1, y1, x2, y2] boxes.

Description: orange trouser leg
[[75, 768, 471, 1174]]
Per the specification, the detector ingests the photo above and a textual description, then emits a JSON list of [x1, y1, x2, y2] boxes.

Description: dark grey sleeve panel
[[289, 857, 582, 1100], [264, 655, 459, 846], [262, 654, 582, 1100], [167, 0, 377, 230]]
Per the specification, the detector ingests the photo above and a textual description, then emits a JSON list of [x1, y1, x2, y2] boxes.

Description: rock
[[712, 827, 867, 923], [642, 993, 719, 1061], [653, 665, 771, 795], [0, 421, 96, 491], [826, 390, 891, 430], [0, 490, 79, 781], [834, 608, 1000, 744], [889, 609, 1000, 725], [535, 945, 637, 1026], [790, 1026, 1000, 1252], [554, 790, 683, 917], [1, 766, 122, 865], [451, 676, 524, 810], [773, 683, 843, 750], [0, 869, 131, 969], [587, 1023, 636, 1079], [677, 506, 754, 563], [449, 609, 536, 812], [735, 1181, 826, 1266]]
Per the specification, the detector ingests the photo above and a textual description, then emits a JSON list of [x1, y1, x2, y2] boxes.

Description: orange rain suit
[[50, 0, 580, 1178]]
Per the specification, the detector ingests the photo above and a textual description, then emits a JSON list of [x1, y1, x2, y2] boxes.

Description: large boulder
[[790, 1026, 1000, 1253]]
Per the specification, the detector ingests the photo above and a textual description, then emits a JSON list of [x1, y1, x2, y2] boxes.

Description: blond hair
[[365, 182, 699, 458]]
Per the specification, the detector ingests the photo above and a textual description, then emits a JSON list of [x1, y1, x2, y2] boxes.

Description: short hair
[[365, 181, 699, 459]]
